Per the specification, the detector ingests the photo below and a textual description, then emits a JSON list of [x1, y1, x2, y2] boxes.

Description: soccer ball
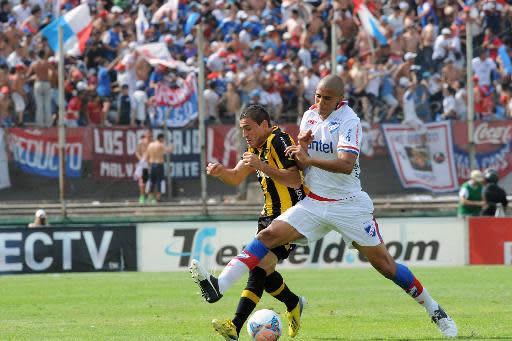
[[247, 309, 282, 341]]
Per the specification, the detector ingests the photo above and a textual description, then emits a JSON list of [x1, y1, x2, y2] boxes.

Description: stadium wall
[[3, 217, 511, 274]]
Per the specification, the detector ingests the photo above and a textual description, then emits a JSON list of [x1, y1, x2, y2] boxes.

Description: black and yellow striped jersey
[[248, 126, 307, 216]]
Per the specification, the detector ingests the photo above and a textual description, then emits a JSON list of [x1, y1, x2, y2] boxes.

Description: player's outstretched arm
[[286, 145, 357, 174], [206, 160, 253, 186], [241, 152, 302, 188]]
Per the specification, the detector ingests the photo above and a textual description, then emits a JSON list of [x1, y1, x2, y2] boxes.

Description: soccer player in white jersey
[[190, 75, 458, 338]]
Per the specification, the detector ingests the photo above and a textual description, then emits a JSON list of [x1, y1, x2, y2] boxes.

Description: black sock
[[232, 266, 266, 335], [264, 271, 299, 312]]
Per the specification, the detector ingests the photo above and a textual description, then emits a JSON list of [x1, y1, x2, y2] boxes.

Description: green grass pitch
[[0, 266, 510, 340]]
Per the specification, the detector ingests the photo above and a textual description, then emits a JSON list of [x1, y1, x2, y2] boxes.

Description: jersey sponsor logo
[[308, 140, 334, 154], [346, 128, 352, 142], [307, 119, 317, 125]]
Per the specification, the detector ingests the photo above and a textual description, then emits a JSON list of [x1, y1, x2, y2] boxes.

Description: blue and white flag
[[135, 6, 148, 43]]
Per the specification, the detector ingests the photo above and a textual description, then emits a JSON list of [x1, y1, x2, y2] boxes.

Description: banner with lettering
[[382, 121, 458, 192], [93, 128, 200, 179], [153, 74, 198, 128], [0, 128, 10, 189], [452, 121, 512, 184], [8, 128, 83, 178]]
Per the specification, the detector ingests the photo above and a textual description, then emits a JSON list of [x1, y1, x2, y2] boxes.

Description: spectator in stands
[[28, 51, 52, 127], [132, 80, 148, 127], [0, 1, 11, 23], [12, 0, 31, 24], [147, 133, 173, 204], [0, 85, 11, 126], [400, 77, 426, 134], [28, 209, 48, 228], [441, 86, 458, 120], [472, 49, 496, 88], [458, 170, 485, 217], [117, 84, 131, 125], [65, 82, 86, 127], [204, 80, 220, 124], [481, 168, 508, 216], [86, 94, 103, 126], [220, 81, 240, 123], [10, 63, 26, 126]]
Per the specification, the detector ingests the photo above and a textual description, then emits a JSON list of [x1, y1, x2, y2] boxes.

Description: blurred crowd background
[[0, 0, 511, 129]]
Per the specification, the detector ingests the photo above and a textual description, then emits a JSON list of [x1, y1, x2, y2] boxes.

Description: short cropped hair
[[240, 105, 271, 127]]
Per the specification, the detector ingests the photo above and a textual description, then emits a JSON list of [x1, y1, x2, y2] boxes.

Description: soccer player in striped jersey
[[191, 76, 458, 338], [200, 105, 306, 340]]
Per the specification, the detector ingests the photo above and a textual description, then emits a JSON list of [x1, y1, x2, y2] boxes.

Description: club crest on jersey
[[364, 221, 376, 237], [328, 121, 340, 134]]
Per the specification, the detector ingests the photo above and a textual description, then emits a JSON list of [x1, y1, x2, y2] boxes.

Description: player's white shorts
[[276, 191, 384, 247]]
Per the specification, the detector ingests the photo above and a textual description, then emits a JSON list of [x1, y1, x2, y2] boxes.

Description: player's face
[[315, 85, 343, 117], [240, 118, 266, 148]]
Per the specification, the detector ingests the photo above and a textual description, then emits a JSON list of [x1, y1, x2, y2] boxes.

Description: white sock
[[414, 287, 438, 315], [218, 258, 249, 294]]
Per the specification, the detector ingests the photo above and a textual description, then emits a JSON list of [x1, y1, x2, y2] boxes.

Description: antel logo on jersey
[[309, 140, 334, 154], [474, 123, 512, 145]]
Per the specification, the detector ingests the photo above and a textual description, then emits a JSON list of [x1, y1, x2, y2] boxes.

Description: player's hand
[[298, 130, 314, 148], [206, 162, 224, 177], [242, 152, 263, 169], [285, 145, 311, 165]]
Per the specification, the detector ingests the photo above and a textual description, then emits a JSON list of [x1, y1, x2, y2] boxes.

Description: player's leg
[[190, 220, 301, 304], [353, 242, 457, 337], [190, 198, 326, 303], [261, 242, 305, 337], [264, 269, 305, 338], [331, 194, 457, 337], [212, 265, 267, 341], [213, 251, 305, 339]]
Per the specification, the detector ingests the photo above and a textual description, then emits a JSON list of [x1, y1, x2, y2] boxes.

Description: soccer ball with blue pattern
[[247, 309, 282, 341]]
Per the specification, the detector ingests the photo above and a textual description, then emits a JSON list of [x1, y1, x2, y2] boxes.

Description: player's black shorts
[[150, 163, 164, 192], [257, 215, 296, 260], [142, 168, 149, 184]]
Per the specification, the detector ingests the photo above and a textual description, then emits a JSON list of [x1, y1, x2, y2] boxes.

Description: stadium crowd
[[0, 0, 511, 128]]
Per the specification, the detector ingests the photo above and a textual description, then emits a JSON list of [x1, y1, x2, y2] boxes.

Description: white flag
[[135, 6, 148, 43]]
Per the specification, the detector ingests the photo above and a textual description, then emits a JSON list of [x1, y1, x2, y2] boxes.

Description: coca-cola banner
[[452, 121, 512, 183], [93, 128, 200, 179], [382, 121, 458, 192]]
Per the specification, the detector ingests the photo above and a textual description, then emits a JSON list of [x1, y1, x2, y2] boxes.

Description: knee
[[372, 255, 396, 279], [256, 228, 278, 249]]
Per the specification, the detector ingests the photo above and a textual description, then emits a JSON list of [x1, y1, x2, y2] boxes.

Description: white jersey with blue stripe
[[300, 102, 363, 199]]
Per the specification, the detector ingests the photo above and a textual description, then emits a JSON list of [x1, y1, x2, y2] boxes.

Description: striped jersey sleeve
[[337, 119, 362, 156], [271, 132, 296, 169]]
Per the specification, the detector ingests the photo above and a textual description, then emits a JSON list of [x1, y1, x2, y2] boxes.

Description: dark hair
[[157, 133, 165, 140], [240, 105, 271, 127]]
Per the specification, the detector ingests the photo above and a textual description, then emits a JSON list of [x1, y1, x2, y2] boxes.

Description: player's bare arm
[[242, 152, 302, 189], [206, 160, 253, 186]]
